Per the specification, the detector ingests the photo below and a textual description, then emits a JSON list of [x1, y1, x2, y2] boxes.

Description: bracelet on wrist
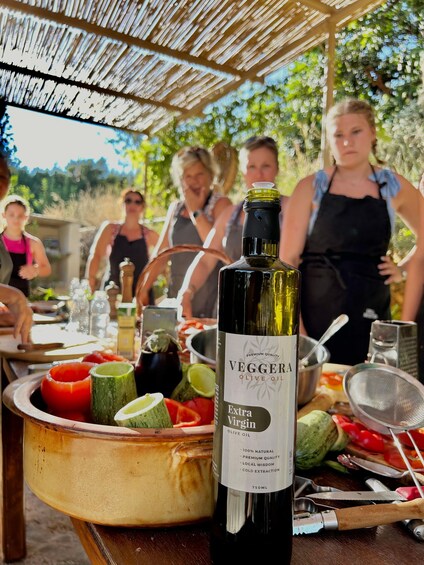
[[192, 209, 203, 219]]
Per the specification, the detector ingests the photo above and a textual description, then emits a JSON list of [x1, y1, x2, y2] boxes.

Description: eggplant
[[134, 329, 182, 398]]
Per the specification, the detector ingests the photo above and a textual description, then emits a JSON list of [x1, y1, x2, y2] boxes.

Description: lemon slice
[[171, 363, 216, 401], [114, 392, 172, 428]]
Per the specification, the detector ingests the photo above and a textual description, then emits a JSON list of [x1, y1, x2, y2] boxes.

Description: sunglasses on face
[[124, 198, 143, 205]]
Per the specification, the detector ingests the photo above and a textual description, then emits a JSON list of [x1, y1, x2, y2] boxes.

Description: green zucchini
[[171, 363, 215, 402], [296, 410, 338, 470], [329, 422, 350, 452], [90, 362, 137, 425], [114, 392, 173, 428]]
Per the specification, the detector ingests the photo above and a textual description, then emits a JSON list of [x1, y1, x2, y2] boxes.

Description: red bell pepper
[[40, 361, 95, 417], [383, 446, 424, 470], [332, 414, 385, 453], [183, 397, 214, 425], [164, 398, 201, 428], [398, 429, 424, 451]]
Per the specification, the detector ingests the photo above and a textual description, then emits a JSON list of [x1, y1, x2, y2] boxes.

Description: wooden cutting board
[[0, 324, 103, 362]]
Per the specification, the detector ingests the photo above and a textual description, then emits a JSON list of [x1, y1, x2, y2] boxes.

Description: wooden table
[[68, 464, 424, 565], [1, 356, 424, 564]]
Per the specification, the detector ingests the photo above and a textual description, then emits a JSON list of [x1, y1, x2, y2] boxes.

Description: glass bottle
[[68, 288, 90, 334], [90, 290, 110, 338], [210, 182, 300, 564]]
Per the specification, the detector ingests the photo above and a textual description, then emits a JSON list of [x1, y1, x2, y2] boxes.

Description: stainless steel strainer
[[344, 363, 424, 496]]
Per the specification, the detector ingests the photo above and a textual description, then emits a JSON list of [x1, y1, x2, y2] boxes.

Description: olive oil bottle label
[[213, 331, 297, 492]]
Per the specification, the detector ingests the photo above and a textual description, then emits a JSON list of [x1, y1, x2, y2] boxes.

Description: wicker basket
[[135, 244, 232, 312]]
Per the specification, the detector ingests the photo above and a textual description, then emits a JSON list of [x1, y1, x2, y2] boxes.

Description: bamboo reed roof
[[0, 0, 385, 135]]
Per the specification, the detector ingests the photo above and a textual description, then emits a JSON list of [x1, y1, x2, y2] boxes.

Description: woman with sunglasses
[[177, 136, 287, 319], [0, 153, 33, 342], [139, 146, 232, 317], [86, 189, 159, 299]]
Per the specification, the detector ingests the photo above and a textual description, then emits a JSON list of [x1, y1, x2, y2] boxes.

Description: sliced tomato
[[320, 371, 344, 391], [183, 397, 214, 425], [40, 361, 95, 416], [164, 398, 201, 428], [383, 446, 424, 470], [81, 351, 105, 364], [398, 429, 424, 451], [332, 414, 385, 452], [82, 350, 128, 364]]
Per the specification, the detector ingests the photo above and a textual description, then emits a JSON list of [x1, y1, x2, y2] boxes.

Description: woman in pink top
[[1, 195, 51, 296]]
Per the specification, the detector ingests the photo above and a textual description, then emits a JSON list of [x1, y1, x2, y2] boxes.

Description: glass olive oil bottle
[[210, 183, 300, 564]]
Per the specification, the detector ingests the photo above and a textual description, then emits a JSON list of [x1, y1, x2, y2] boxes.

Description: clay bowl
[[186, 329, 330, 405], [3, 375, 213, 527]]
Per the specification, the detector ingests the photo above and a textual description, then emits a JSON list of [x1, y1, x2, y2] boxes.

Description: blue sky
[[8, 106, 133, 172]]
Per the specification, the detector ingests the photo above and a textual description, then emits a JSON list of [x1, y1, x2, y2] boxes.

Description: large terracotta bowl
[[3, 375, 214, 527]]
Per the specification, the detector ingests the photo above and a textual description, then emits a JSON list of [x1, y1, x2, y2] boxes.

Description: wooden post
[[321, 21, 336, 168]]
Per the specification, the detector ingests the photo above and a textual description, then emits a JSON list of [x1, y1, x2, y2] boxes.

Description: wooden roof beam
[[2, 0, 240, 79], [329, 0, 386, 24], [0, 62, 184, 113], [297, 0, 334, 14]]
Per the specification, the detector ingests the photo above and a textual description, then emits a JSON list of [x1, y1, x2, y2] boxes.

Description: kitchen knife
[[293, 497, 424, 535], [307, 491, 406, 502], [365, 478, 424, 541], [17, 342, 65, 351], [308, 485, 421, 502]]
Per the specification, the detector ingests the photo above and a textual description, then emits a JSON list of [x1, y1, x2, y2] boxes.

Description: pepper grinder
[[105, 281, 120, 320], [119, 257, 135, 303]]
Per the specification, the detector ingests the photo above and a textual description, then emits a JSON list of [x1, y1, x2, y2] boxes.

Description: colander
[[344, 363, 424, 497]]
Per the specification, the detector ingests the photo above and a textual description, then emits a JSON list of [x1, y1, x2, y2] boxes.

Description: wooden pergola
[[0, 0, 386, 156]]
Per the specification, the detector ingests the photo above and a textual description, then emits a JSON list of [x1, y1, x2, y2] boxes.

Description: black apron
[[7, 236, 30, 296], [107, 225, 153, 302], [300, 167, 392, 365]]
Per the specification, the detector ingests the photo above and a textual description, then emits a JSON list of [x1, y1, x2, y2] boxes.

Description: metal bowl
[[186, 328, 330, 406]]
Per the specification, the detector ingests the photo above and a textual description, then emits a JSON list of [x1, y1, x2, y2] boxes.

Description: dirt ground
[[3, 485, 90, 565]]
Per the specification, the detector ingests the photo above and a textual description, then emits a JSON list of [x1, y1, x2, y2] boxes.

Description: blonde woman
[[139, 146, 232, 317], [1, 194, 51, 297], [178, 136, 285, 319], [280, 98, 421, 365]]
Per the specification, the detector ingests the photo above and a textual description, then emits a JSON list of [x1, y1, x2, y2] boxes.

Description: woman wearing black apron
[[280, 98, 421, 366], [86, 189, 159, 299], [0, 153, 32, 342], [1, 194, 52, 297]]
